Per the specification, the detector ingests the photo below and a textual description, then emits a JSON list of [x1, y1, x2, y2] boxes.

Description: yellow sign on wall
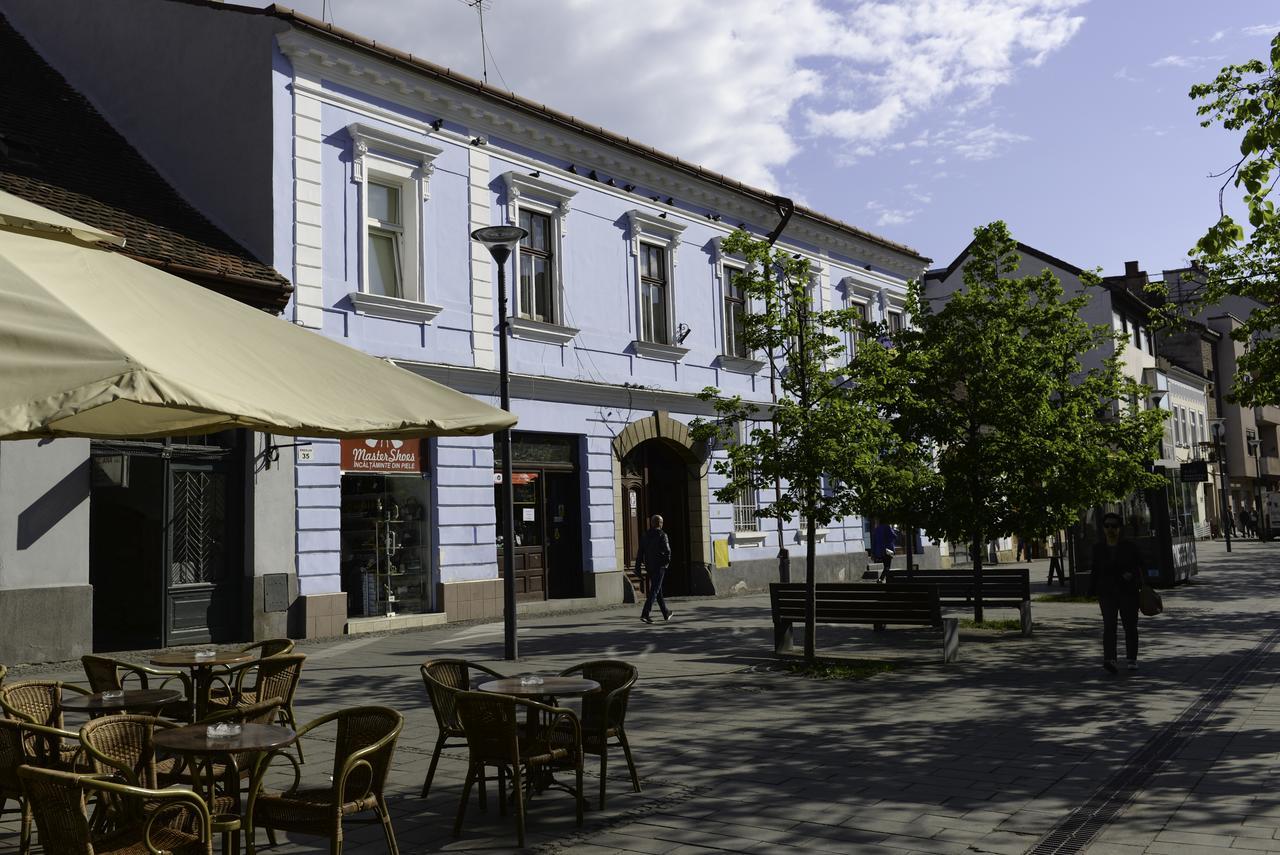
[[713, 539, 730, 568]]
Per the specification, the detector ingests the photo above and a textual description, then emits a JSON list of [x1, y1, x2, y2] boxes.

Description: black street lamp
[[1210, 417, 1232, 553], [1248, 435, 1267, 541], [471, 224, 528, 661]]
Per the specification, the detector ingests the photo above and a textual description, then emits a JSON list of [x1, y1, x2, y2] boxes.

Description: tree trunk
[[804, 515, 817, 661], [971, 533, 985, 623], [905, 524, 915, 579]]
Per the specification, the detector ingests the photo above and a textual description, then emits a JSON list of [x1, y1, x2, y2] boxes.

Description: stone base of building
[[249, 572, 297, 640], [347, 612, 449, 634], [0, 585, 92, 664], [296, 592, 346, 639], [437, 570, 628, 623]]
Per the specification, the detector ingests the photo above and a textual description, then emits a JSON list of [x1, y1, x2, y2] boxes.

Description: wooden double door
[[621, 440, 692, 596], [496, 468, 583, 601], [90, 436, 243, 651]]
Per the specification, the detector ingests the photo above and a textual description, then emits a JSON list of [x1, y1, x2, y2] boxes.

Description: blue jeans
[[641, 566, 670, 620]]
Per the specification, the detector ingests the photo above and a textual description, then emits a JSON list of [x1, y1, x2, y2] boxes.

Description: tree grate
[[1027, 625, 1280, 855]]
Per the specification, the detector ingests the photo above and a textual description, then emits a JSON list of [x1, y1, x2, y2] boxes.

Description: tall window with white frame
[[366, 180, 404, 298], [887, 309, 904, 333], [849, 299, 868, 355], [723, 263, 746, 358], [518, 208, 555, 323], [731, 422, 758, 533], [640, 243, 669, 344]]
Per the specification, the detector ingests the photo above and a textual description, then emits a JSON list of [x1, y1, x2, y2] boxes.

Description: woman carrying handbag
[[1087, 512, 1155, 673]]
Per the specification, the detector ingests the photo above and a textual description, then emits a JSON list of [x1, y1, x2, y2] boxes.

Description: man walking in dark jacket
[[637, 514, 673, 624]]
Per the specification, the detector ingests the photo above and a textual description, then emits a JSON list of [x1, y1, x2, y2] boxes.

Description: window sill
[[631, 340, 690, 362], [509, 316, 579, 345], [717, 354, 765, 374], [347, 291, 443, 324], [731, 531, 768, 547], [793, 528, 829, 543]]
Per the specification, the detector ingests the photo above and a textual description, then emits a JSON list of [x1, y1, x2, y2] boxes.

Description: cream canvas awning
[[0, 190, 515, 440]]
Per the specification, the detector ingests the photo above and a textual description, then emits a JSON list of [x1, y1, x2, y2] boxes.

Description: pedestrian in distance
[[869, 520, 898, 581], [1226, 509, 1237, 538], [636, 514, 673, 624], [1015, 534, 1032, 562], [1088, 512, 1150, 674]]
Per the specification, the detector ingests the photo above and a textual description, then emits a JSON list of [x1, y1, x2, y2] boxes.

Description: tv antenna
[[458, 0, 494, 85]]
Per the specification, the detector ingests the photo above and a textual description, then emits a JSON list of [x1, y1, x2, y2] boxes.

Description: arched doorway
[[612, 413, 712, 597]]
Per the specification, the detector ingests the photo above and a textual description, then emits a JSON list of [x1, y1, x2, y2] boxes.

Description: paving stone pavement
[[2, 539, 1278, 854]]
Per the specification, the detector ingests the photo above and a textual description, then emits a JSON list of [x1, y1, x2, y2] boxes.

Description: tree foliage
[[851, 222, 1166, 619], [1187, 33, 1280, 406], [690, 230, 929, 659]]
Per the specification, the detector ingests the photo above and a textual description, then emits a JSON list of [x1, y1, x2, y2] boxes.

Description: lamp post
[[1210, 417, 1232, 553], [471, 224, 529, 661], [1248, 435, 1266, 541]]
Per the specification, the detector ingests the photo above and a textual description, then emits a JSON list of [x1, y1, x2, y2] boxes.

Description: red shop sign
[[340, 439, 423, 474]]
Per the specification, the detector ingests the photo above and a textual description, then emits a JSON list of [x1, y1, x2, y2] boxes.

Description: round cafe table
[[61, 688, 183, 718], [151, 650, 253, 721], [477, 676, 600, 701], [154, 722, 297, 855], [478, 676, 600, 796]]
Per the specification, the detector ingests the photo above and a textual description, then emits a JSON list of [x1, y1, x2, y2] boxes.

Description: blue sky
[[262, 0, 1277, 276]]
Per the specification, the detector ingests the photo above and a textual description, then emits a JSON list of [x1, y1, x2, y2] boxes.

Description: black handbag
[[1139, 585, 1163, 617]]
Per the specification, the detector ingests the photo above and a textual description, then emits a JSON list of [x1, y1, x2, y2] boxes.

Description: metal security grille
[[169, 470, 225, 586], [1029, 624, 1280, 855]]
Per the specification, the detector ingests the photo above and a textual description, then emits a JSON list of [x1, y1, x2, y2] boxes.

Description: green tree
[[854, 222, 1166, 620], [691, 230, 925, 660], [1187, 33, 1280, 406]]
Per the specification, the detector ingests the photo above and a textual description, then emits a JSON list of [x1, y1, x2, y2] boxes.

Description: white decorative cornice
[[631, 339, 690, 362], [627, 209, 684, 264], [277, 30, 926, 280], [509, 316, 579, 345], [501, 171, 576, 234], [347, 122, 443, 199], [347, 291, 444, 324]]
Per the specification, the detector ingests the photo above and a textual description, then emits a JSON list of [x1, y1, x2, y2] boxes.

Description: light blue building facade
[[7, 0, 929, 639]]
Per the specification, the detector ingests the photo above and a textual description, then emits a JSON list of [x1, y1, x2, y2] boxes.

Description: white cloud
[[949, 124, 1031, 159], [1209, 30, 1227, 43], [1114, 66, 1142, 83], [866, 200, 918, 226], [1243, 23, 1280, 37], [257, 0, 1084, 191], [1150, 54, 1222, 69]]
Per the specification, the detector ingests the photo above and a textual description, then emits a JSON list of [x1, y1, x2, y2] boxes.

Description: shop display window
[[340, 474, 430, 617]]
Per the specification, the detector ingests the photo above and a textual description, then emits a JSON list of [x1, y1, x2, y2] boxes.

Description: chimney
[[1125, 260, 1140, 277]]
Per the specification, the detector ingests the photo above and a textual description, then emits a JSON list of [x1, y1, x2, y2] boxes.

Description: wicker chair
[[0, 718, 33, 854], [240, 639, 295, 659], [0, 664, 7, 686], [82, 654, 194, 721], [452, 691, 584, 849], [18, 765, 212, 855], [245, 705, 402, 855], [558, 660, 641, 808], [0, 680, 91, 771], [419, 658, 508, 802], [80, 714, 181, 790], [205, 653, 303, 739]]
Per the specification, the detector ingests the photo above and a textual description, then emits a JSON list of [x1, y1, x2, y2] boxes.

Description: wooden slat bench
[[883, 568, 1032, 635], [768, 582, 959, 662]]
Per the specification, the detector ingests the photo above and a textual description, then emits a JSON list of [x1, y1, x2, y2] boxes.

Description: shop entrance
[[621, 439, 693, 596], [495, 433, 583, 601], [89, 435, 243, 651]]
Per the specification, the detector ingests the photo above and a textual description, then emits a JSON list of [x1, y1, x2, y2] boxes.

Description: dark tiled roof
[[0, 14, 291, 312]]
